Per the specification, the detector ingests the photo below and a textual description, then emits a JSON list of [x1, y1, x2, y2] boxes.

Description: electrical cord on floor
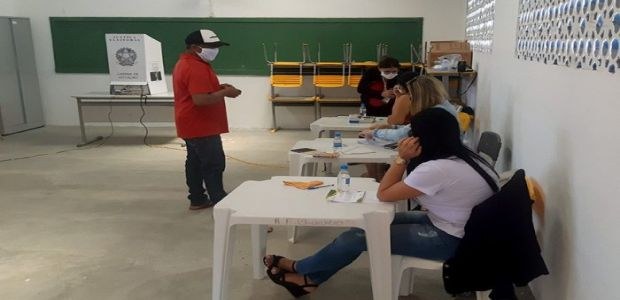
[[134, 94, 286, 169], [1, 96, 285, 169], [94, 100, 115, 147], [136, 141, 286, 169], [138, 92, 150, 146], [224, 155, 287, 169], [135, 95, 189, 152], [0, 135, 110, 163], [0, 103, 115, 164]]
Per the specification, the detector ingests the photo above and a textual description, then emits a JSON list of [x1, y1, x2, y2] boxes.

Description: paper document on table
[[326, 190, 366, 203], [341, 145, 375, 155]]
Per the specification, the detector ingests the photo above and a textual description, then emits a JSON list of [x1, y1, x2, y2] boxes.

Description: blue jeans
[[295, 211, 461, 284], [183, 135, 227, 205]]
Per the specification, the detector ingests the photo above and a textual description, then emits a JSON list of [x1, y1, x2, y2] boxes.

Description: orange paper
[[283, 180, 324, 190]]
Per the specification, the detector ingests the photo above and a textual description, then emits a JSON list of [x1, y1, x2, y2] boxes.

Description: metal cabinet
[[0, 17, 44, 135]]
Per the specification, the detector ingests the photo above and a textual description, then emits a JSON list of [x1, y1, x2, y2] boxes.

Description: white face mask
[[381, 71, 398, 80], [196, 47, 219, 62]]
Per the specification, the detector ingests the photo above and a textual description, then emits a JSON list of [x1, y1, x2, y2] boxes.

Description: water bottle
[[337, 164, 351, 193], [333, 131, 343, 153], [360, 103, 367, 117]]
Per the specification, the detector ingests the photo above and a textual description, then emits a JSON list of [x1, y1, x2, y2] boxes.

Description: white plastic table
[[289, 138, 397, 176], [310, 116, 388, 138], [212, 176, 395, 300]]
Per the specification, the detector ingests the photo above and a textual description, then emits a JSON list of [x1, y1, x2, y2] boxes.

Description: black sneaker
[[189, 201, 215, 210]]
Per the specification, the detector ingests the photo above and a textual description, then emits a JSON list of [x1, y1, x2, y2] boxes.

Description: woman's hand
[[381, 90, 395, 98], [359, 129, 374, 140], [393, 85, 405, 96], [397, 137, 421, 160]]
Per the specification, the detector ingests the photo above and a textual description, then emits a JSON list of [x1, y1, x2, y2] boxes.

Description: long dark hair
[[409, 108, 499, 192]]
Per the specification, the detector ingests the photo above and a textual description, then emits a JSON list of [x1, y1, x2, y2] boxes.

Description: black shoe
[[266, 267, 317, 298], [188, 201, 215, 210]]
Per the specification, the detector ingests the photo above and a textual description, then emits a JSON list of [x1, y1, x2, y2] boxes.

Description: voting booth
[[105, 34, 167, 95]]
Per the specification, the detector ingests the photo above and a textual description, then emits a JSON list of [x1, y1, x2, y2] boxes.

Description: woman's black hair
[[409, 107, 499, 192]]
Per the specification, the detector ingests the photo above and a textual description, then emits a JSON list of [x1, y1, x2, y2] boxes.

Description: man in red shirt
[[173, 29, 241, 210]]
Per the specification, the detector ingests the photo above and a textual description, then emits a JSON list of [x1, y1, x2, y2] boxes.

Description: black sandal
[[266, 267, 318, 298], [263, 255, 297, 273], [263, 255, 283, 269]]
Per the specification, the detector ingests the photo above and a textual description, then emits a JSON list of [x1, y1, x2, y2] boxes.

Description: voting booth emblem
[[115, 47, 137, 66]]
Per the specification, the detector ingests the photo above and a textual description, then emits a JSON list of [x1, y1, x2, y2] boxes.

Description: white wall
[[18, 0, 466, 128], [0, 0, 17, 16], [473, 1, 620, 299]]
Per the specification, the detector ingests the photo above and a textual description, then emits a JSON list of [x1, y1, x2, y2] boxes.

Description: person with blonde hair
[[407, 74, 451, 117], [361, 75, 457, 143]]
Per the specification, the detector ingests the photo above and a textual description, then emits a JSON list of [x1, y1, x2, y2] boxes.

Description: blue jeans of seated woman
[[295, 211, 461, 285]]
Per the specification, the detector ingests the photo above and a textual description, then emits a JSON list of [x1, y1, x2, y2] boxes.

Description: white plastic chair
[[391, 255, 489, 300], [391, 174, 545, 300]]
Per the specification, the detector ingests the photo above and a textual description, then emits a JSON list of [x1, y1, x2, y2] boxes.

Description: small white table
[[212, 176, 395, 300], [72, 92, 174, 146], [310, 116, 387, 138], [289, 138, 397, 176]]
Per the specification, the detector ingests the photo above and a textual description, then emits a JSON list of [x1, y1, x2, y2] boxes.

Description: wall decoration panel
[[467, 0, 496, 52], [516, 0, 620, 74]]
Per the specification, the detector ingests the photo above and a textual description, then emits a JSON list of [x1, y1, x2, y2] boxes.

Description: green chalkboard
[[50, 17, 423, 75]]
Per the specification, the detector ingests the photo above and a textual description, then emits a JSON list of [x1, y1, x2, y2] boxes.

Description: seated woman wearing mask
[[264, 107, 499, 298], [357, 56, 400, 117]]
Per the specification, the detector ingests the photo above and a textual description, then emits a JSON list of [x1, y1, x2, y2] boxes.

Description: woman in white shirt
[[264, 107, 499, 298]]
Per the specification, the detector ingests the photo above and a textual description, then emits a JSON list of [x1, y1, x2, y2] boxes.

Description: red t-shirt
[[172, 53, 229, 139]]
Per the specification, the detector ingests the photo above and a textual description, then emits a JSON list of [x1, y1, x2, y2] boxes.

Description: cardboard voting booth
[[105, 34, 167, 95]]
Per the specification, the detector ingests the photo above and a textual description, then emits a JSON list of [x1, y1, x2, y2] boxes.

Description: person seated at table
[[360, 75, 458, 180], [263, 107, 499, 298], [387, 71, 418, 125], [360, 75, 458, 143], [357, 56, 400, 117], [362, 71, 419, 180]]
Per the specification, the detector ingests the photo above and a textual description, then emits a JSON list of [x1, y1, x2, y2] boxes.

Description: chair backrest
[[313, 62, 345, 88], [525, 176, 545, 230], [270, 62, 303, 87], [476, 131, 501, 167], [457, 112, 473, 133]]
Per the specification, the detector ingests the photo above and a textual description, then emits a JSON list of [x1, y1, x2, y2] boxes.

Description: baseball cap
[[184, 29, 230, 48]]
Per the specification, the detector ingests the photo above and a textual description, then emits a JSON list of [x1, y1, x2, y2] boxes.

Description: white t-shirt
[[404, 157, 498, 238]]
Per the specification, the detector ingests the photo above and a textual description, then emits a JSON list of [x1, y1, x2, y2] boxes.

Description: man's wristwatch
[[394, 156, 408, 165]]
